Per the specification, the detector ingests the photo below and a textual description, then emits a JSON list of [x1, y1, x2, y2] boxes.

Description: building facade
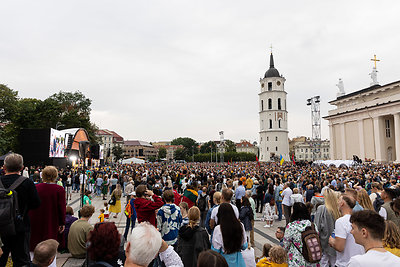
[[96, 129, 124, 162], [324, 80, 400, 163], [236, 140, 259, 155], [123, 140, 157, 160], [259, 53, 289, 162], [294, 139, 330, 161]]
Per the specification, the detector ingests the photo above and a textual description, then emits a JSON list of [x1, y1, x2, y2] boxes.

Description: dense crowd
[[1, 153, 400, 267]]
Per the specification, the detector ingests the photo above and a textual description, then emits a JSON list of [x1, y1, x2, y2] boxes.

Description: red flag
[[292, 154, 296, 164], [256, 155, 261, 167]]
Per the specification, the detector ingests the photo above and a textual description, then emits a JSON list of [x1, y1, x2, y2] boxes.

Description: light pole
[[306, 96, 321, 162], [79, 141, 90, 208], [219, 131, 224, 163]]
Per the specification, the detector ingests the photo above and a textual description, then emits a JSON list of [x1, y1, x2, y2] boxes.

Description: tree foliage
[[194, 151, 256, 162], [112, 146, 124, 162], [224, 139, 237, 152], [171, 137, 198, 158], [158, 147, 167, 159], [174, 147, 187, 160], [0, 85, 99, 155], [200, 141, 217, 153]]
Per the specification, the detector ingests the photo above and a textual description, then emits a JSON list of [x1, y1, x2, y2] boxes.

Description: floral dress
[[263, 203, 276, 221], [283, 219, 320, 267]]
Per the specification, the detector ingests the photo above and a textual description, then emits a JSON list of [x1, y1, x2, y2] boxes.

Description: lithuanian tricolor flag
[[182, 188, 198, 208]]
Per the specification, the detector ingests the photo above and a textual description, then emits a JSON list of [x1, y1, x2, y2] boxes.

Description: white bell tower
[[259, 52, 289, 162]]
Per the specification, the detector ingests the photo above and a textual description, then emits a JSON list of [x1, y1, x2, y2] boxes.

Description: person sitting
[[125, 222, 183, 267], [176, 206, 210, 267], [348, 210, 400, 266], [255, 243, 271, 264], [87, 222, 125, 266], [382, 220, 400, 257], [197, 249, 228, 267], [68, 205, 95, 258], [256, 245, 288, 267], [31, 239, 59, 267]]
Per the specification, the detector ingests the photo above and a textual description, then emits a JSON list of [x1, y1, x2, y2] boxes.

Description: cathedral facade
[[258, 53, 289, 162]]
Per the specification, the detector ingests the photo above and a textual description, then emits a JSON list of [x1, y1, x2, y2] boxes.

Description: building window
[[267, 137, 269, 141], [267, 147, 269, 151], [385, 119, 391, 138], [268, 98, 272, 109], [269, 120, 272, 129], [278, 98, 281, 110], [305, 149, 308, 152], [261, 100, 264, 111], [278, 120, 281, 128], [261, 120, 264, 130], [275, 136, 278, 141], [301, 149, 303, 152], [268, 82, 272, 91], [276, 147, 278, 151]]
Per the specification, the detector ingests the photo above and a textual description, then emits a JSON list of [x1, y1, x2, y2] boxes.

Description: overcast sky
[[1, 1, 399, 144]]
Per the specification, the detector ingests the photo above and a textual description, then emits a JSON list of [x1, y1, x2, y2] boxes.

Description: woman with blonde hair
[[177, 206, 210, 267], [383, 220, 400, 257], [29, 166, 66, 267], [109, 183, 122, 218], [357, 189, 374, 210], [314, 188, 340, 267]]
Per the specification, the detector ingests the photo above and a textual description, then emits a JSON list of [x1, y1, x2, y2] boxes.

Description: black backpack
[[373, 193, 384, 212], [197, 194, 207, 211], [0, 176, 27, 236]]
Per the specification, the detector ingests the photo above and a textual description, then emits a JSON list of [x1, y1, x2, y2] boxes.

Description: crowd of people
[[1, 152, 400, 267]]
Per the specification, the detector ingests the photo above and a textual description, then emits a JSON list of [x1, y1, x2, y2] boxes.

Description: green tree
[[224, 140, 236, 152], [200, 141, 217, 153], [174, 147, 187, 160], [171, 137, 198, 158], [0, 84, 19, 122], [158, 147, 167, 159], [112, 146, 124, 162]]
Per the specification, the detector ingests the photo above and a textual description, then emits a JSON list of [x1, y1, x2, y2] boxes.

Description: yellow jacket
[[256, 257, 288, 267]]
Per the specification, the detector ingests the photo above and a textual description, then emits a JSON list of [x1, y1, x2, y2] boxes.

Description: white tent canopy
[[313, 160, 356, 168], [121, 157, 145, 164]]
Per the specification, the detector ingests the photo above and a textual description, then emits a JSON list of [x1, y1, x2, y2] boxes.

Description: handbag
[[108, 195, 116, 205]]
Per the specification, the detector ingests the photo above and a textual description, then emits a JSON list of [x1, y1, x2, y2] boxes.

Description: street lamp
[[306, 96, 321, 162]]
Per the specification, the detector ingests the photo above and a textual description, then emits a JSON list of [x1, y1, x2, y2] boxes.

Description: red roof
[[236, 141, 254, 147], [97, 129, 124, 142]]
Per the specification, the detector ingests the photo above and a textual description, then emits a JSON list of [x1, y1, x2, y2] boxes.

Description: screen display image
[[99, 145, 104, 160], [49, 129, 66, 157]]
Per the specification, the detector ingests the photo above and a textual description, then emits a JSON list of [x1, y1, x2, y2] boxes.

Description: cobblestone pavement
[[56, 192, 285, 266]]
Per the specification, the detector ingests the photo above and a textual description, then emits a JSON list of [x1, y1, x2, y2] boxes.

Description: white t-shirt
[[211, 203, 239, 224], [379, 206, 387, 220], [334, 214, 365, 267], [281, 187, 293, 206], [348, 250, 400, 267], [212, 222, 246, 253], [369, 192, 379, 204]]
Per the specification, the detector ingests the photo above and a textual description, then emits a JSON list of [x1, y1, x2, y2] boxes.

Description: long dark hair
[[290, 202, 311, 222], [217, 203, 243, 254]]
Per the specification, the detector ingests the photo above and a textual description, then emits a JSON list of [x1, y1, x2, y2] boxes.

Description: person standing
[[0, 153, 41, 267], [29, 166, 66, 267], [134, 185, 164, 227], [235, 181, 246, 210], [348, 210, 400, 266], [157, 190, 182, 246], [95, 174, 103, 196], [273, 179, 283, 221], [196, 186, 209, 228], [68, 205, 95, 258], [109, 184, 122, 218], [281, 183, 292, 225], [123, 192, 137, 241], [328, 195, 364, 267]]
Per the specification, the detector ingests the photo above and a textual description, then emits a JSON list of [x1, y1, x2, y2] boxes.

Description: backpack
[[373, 193, 384, 212], [198, 194, 207, 211], [0, 176, 27, 236], [292, 223, 322, 263]]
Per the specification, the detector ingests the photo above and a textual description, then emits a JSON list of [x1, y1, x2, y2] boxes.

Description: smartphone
[[331, 232, 335, 238]]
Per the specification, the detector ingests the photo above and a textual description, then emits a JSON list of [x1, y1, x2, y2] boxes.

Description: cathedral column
[[329, 123, 334, 159], [394, 113, 400, 163], [340, 123, 346, 159], [358, 119, 365, 161], [373, 116, 383, 162]]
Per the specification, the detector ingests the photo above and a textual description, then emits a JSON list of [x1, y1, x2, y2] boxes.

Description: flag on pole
[[292, 154, 296, 164], [256, 155, 261, 167], [280, 155, 284, 166]]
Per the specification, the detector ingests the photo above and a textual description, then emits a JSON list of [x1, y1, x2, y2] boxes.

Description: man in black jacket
[[0, 153, 41, 267]]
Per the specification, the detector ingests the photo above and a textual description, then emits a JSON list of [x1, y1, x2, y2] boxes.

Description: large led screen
[[49, 129, 66, 157]]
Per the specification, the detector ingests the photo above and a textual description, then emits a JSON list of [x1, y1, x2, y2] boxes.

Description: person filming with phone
[[133, 185, 164, 227]]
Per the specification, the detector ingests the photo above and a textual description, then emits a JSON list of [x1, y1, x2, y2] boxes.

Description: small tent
[[121, 157, 145, 164]]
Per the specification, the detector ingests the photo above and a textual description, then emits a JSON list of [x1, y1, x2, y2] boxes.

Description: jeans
[[96, 185, 101, 196], [276, 201, 282, 220], [283, 204, 292, 225], [123, 216, 136, 240]]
